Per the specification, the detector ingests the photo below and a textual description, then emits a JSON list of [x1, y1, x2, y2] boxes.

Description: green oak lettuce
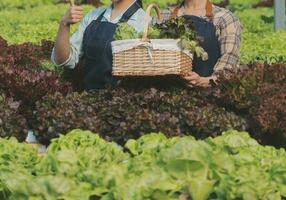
[[0, 130, 286, 200]]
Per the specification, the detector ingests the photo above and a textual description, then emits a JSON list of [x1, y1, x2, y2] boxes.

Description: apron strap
[[171, 0, 213, 19], [119, 0, 141, 23], [206, 0, 213, 19], [96, 1, 141, 24], [96, 9, 107, 22]]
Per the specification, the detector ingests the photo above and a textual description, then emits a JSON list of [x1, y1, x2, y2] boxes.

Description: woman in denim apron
[[171, 0, 242, 87], [52, 0, 144, 90]]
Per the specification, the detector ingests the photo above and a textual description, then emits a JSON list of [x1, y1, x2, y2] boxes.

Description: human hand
[[60, 1, 84, 26], [182, 71, 216, 88]]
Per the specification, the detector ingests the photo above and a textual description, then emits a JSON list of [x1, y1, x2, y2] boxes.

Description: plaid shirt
[[155, 5, 243, 75]]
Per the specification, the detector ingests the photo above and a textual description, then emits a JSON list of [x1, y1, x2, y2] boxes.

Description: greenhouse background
[[0, 0, 286, 199]]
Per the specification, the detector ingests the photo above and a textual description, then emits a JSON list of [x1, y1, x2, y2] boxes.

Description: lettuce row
[[0, 129, 285, 200]]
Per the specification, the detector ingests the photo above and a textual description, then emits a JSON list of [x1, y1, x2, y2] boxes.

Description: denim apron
[[184, 15, 221, 77], [82, 2, 141, 90]]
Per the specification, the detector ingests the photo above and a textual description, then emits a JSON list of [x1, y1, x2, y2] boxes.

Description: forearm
[[54, 22, 71, 65]]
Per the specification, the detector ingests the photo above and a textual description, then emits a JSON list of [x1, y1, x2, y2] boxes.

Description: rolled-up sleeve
[[51, 9, 99, 69], [213, 11, 243, 74]]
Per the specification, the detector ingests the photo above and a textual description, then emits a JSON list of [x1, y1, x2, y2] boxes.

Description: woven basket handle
[[69, 0, 75, 6], [142, 4, 162, 42]]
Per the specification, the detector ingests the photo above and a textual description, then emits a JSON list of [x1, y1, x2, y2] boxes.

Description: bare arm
[[54, 5, 84, 65]]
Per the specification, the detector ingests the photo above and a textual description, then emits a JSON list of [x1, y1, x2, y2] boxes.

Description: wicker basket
[[112, 3, 193, 76]]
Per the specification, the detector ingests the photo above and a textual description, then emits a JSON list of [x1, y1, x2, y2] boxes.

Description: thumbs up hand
[[60, 0, 84, 26]]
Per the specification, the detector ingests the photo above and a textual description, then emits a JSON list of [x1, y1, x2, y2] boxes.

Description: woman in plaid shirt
[[160, 0, 242, 87]]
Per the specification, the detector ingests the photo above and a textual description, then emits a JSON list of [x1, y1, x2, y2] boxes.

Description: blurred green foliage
[[0, 0, 285, 64]]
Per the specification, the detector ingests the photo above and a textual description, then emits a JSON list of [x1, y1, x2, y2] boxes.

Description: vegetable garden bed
[[1, 129, 286, 200]]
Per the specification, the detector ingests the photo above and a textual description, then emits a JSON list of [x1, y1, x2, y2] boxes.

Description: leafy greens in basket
[[114, 17, 208, 61]]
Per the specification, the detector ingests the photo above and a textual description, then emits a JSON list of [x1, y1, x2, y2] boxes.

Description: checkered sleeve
[[213, 10, 243, 75]]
